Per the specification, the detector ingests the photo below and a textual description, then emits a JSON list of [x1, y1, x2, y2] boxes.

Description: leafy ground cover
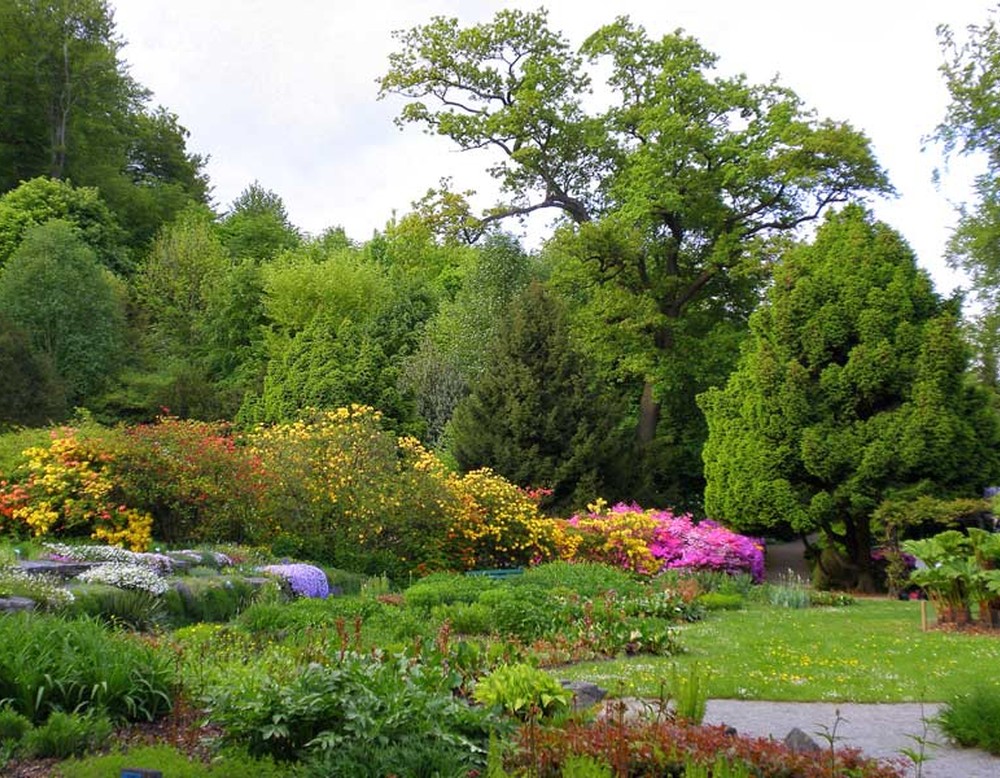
[[560, 598, 1000, 702]]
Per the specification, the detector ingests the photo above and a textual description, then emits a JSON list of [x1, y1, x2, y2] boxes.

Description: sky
[[111, 0, 995, 296]]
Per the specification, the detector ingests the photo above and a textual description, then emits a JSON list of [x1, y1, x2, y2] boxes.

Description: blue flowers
[[260, 563, 330, 599]]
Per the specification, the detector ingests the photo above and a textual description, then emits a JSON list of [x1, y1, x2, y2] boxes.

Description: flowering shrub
[[109, 417, 268, 545], [561, 501, 765, 582], [0, 429, 153, 550], [260, 563, 330, 598], [76, 562, 169, 595], [444, 468, 562, 570]]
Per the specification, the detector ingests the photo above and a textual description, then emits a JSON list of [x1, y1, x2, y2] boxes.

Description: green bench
[[465, 567, 524, 580]]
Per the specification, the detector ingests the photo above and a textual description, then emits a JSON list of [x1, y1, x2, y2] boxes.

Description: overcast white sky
[[112, 1, 995, 295]]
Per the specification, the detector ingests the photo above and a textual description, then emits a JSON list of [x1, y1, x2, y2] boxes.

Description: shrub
[[478, 585, 565, 641], [0, 427, 153, 550], [260, 563, 330, 599], [561, 501, 765, 581], [768, 572, 812, 609], [57, 744, 301, 778], [22, 710, 112, 759], [938, 687, 1000, 754], [109, 417, 268, 545], [697, 592, 745, 611], [0, 565, 74, 609], [432, 601, 493, 635], [404, 573, 496, 610], [515, 561, 641, 598], [473, 663, 572, 720], [0, 705, 31, 743], [302, 735, 482, 778], [75, 562, 168, 595], [203, 652, 496, 763], [64, 584, 165, 631], [162, 577, 257, 626], [0, 613, 174, 723]]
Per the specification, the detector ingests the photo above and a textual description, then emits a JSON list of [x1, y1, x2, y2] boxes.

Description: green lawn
[[559, 598, 1000, 702]]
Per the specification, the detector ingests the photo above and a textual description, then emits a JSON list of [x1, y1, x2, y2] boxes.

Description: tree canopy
[[379, 9, 893, 485], [700, 206, 1000, 590]]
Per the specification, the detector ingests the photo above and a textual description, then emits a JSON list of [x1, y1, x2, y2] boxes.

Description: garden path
[[702, 699, 1000, 778]]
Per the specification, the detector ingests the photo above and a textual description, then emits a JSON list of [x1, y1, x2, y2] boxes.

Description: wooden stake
[[920, 600, 928, 631]]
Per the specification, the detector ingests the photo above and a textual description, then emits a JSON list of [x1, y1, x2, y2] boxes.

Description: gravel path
[[702, 699, 1000, 777]]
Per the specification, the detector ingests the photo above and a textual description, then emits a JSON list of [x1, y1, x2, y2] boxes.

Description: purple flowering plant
[[260, 563, 330, 598]]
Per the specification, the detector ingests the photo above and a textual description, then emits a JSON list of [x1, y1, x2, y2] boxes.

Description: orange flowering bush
[[0, 428, 152, 550], [109, 416, 268, 544]]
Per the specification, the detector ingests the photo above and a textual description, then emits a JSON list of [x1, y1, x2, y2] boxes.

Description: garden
[[0, 412, 998, 777]]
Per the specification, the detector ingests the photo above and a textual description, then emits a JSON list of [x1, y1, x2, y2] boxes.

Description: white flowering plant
[[76, 563, 169, 596], [0, 565, 74, 608]]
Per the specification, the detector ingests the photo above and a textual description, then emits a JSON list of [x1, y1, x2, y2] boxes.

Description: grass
[[559, 598, 1000, 702]]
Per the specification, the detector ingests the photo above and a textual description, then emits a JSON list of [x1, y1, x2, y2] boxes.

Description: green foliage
[[431, 601, 493, 635], [0, 704, 31, 743], [696, 592, 745, 611], [0, 427, 49, 479], [404, 573, 497, 610], [767, 572, 812, 609], [934, 9, 1000, 372], [516, 561, 641, 598], [0, 613, 174, 723], [0, 2, 207, 251], [58, 743, 301, 778], [670, 663, 708, 724], [302, 735, 482, 778], [0, 177, 126, 273], [938, 687, 1000, 754], [477, 586, 563, 641], [22, 709, 112, 759], [162, 577, 257, 626], [382, 9, 890, 506], [0, 220, 127, 406], [203, 653, 495, 763], [220, 182, 301, 262], [701, 206, 1000, 591], [65, 583, 165, 630], [450, 281, 625, 511], [0, 314, 66, 428], [473, 662, 572, 720]]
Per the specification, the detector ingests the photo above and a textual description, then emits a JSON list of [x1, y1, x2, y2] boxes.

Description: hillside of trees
[[3, 0, 1000, 580]]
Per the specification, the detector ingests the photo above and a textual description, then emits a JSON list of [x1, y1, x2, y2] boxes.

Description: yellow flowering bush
[[444, 468, 560, 570], [0, 429, 152, 551], [249, 406, 454, 575]]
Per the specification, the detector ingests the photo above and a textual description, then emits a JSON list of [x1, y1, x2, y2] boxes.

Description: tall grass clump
[[0, 613, 174, 723], [938, 687, 1000, 754]]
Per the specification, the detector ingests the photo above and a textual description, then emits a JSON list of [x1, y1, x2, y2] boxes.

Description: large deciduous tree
[[934, 6, 1000, 383], [378, 9, 891, 477], [0, 219, 126, 406], [0, 0, 208, 251], [699, 206, 1000, 591]]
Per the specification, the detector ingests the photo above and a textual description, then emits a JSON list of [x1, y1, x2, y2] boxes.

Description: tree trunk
[[637, 380, 660, 445]]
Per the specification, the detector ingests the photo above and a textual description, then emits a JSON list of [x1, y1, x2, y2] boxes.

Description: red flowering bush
[[108, 416, 268, 544]]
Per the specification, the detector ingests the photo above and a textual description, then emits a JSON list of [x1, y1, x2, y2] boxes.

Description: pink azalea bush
[[561, 502, 765, 582]]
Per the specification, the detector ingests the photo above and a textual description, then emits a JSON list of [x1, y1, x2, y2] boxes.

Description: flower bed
[[562, 501, 765, 581]]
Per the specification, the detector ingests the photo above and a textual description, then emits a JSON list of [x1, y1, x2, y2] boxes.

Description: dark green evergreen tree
[[450, 281, 626, 510], [700, 206, 1000, 590]]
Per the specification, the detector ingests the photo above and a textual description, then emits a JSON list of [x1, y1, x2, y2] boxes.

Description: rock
[[18, 560, 98, 579], [0, 596, 36, 613], [784, 726, 822, 754], [561, 680, 608, 710]]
